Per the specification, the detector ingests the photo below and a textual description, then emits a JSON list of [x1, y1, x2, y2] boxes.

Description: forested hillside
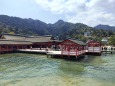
[[0, 15, 49, 35], [95, 24, 115, 31], [0, 15, 114, 41]]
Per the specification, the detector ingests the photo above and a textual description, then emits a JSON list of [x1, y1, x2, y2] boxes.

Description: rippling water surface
[[0, 53, 115, 86]]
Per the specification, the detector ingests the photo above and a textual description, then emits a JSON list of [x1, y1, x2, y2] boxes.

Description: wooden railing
[[62, 50, 86, 56]]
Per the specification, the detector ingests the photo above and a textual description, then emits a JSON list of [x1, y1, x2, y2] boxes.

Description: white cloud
[[35, 0, 115, 26]]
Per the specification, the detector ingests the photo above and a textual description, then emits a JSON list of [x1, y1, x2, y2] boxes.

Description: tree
[[109, 35, 115, 46]]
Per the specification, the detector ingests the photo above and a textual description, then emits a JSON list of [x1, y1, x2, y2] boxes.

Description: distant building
[[101, 37, 108, 45], [0, 34, 61, 53], [59, 39, 86, 57], [86, 40, 102, 55], [84, 32, 91, 37]]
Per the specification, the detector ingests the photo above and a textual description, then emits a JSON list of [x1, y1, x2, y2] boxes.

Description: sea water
[[0, 53, 115, 86]]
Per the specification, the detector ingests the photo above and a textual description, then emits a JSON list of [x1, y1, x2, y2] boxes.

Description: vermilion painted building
[[86, 40, 102, 55], [59, 39, 86, 57], [0, 34, 102, 56], [0, 40, 32, 53], [0, 34, 61, 53]]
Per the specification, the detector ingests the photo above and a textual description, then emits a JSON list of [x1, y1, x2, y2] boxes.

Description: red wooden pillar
[[88, 43, 89, 52], [68, 46, 70, 57], [77, 46, 79, 55], [61, 45, 63, 55], [78, 46, 80, 55], [93, 43, 94, 52], [76, 47, 78, 56], [83, 46, 85, 53], [81, 46, 83, 54], [0, 46, 1, 53], [62, 45, 63, 55], [7, 45, 8, 51], [79, 46, 80, 54], [81, 46, 82, 54], [83, 46, 84, 53], [100, 43, 101, 52], [84, 46, 86, 52]]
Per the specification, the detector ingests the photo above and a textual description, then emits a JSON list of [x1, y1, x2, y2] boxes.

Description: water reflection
[[0, 53, 115, 86], [59, 61, 85, 76]]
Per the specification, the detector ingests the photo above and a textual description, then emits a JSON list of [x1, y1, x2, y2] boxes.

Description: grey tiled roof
[[0, 40, 32, 45], [1, 34, 52, 43], [69, 39, 86, 45], [2, 34, 26, 41], [25, 37, 52, 42], [61, 39, 86, 46]]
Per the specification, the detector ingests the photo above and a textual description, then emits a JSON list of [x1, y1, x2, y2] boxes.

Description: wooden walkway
[[17, 48, 104, 57], [17, 49, 48, 54], [102, 50, 115, 54], [47, 51, 61, 55], [47, 50, 86, 57], [17, 49, 86, 57]]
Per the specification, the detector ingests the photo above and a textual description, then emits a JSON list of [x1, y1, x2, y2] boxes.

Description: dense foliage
[[95, 24, 115, 31], [109, 35, 115, 45], [0, 15, 115, 42]]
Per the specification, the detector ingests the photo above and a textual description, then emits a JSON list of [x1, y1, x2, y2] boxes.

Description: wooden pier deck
[[17, 49, 86, 57], [47, 50, 86, 57], [102, 50, 115, 54], [17, 49, 48, 54]]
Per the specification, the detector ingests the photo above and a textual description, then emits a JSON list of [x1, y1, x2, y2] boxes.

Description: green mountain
[[0, 15, 114, 41], [0, 15, 49, 35], [95, 24, 115, 31]]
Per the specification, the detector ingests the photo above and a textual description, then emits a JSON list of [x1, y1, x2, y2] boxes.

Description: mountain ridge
[[94, 24, 115, 31], [0, 15, 114, 41]]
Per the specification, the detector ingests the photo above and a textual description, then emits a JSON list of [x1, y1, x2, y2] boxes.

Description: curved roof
[[60, 39, 86, 46], [25, 36, 52, 42], [0, 40, 32, 45], [1, 34, 53, 43], [69, 39, 86, 46]]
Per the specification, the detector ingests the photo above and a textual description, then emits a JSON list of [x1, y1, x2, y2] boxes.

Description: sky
[[0, 0, 115, 26]]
